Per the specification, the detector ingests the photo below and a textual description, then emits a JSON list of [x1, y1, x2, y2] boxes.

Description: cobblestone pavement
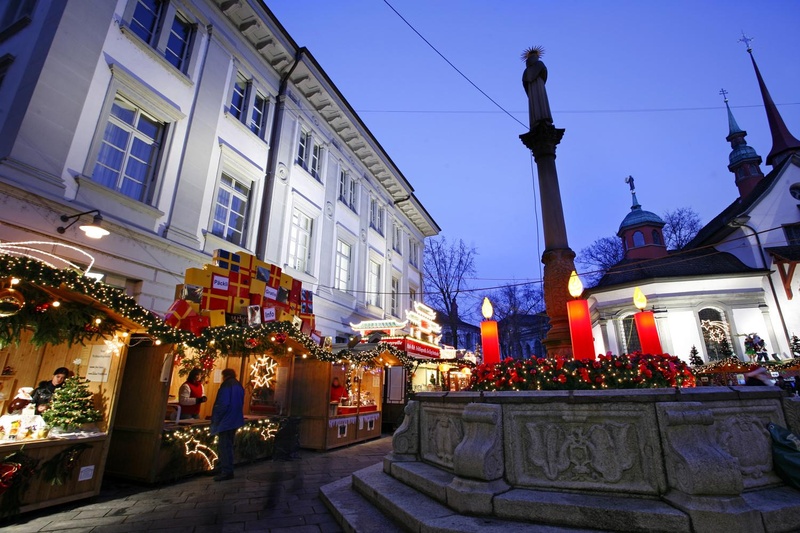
[[1, 435, 394, 533]]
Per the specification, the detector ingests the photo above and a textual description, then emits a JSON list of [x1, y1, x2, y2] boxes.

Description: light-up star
[[184, 436, 218, 469], [250, 355, 277, 388]]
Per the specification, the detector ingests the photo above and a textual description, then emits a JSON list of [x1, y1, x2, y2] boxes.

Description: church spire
[[720, 88, 764, 198], [739, 33, 800, 167]]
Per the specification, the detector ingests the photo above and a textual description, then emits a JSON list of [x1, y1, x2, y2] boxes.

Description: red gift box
[[261, 301, 288, 323], [165, 299, 197, 328], [228, 271, 250, 299], [181, 315, 210, 336], [300, 313, 315, 335], [289, 279, 302, 306], [201, 292, 228, 311]]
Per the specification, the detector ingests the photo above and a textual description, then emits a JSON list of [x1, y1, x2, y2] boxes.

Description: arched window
[[632, 231, 645, 247], [699, 307, 733, 361], [621, 314, 641, 354], [652, 230, 662, 245]]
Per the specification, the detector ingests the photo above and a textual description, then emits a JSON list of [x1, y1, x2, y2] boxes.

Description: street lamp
[[57, 209, 110, 239]]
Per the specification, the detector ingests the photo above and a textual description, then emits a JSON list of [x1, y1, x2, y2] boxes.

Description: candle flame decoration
[[568, 271, 583, 298], [633, 287, 647, 310], [481, 297, 494, 320]]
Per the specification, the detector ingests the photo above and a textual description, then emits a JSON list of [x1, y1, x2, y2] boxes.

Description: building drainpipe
[[256, 48, 306, 259]]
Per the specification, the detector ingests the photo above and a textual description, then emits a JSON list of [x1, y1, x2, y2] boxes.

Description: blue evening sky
[[267, 1, 800, 293]]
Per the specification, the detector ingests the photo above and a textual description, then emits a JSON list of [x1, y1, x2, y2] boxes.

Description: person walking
[[210, 368, 244, 481]]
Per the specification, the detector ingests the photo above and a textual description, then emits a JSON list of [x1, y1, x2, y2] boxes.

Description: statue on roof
[[522, 46, 553, 128]]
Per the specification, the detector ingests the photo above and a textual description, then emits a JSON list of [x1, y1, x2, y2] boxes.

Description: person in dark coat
[[31, 367, 69, 413], [210, 368, 244, 481]]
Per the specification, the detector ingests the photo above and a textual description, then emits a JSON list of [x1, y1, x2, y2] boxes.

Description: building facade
[[0, 0, 438, 338], [586, 47, 800, 363]]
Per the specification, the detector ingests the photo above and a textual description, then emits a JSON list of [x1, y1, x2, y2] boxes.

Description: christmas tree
[[791, 334, 800, 356], [42, 377, 102, 431], [689, 345, 704, 367]]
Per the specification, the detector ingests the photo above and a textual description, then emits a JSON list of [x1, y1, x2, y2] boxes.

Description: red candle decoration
[[633, 287, 663, 355], [566, 271, 595, 360], [480, 297, 501, 365]]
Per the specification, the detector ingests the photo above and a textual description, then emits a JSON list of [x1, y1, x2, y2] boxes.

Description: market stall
[[0, 254, 145, 516], [105, 249, 323, 482], [290, 344, 404, 450]]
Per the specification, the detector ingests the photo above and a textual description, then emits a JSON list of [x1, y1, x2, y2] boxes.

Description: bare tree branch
[[423, 236, 477, 349]]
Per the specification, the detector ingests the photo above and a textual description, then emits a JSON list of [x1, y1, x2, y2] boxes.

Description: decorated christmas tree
[[42, 377, 102, 431], [689, 345, 704, 367]]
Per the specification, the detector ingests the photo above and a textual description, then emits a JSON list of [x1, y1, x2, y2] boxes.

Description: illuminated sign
[[383, 337, 441, 359]]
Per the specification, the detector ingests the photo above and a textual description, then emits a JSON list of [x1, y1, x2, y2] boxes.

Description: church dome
[[618, 206, 664, 234]]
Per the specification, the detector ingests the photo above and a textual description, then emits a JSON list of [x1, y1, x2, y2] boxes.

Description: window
[[621, 315, 641, 354], [310, 143, 321, 179], [409, 240, 419, 268], [393, 225, 403, 254], [337, 169, 358, 211], [334, 239, 351, 292], [128, 0, 195, 73], [390, 277, 400, 316], [0, 0, 34, 38], [699, 308, 732, 361], [367, 259, 382, 308], [652, 230, 662, 246], [338, 169, 347, 203], [211, 174, 250, 246], [230, 73, 247, 120], [164, 13, 192, 70], [249, 93, 268, 136], [409, 286, 417, 304], [632, 231, 645, 247], [370, 198, 384, 235], [288, 209, 313, 273], [91, 96, 164, 203], [784, 223, 800, 245], [296, 130, 322, 179]]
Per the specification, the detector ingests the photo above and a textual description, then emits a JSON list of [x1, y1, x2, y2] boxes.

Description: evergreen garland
[[791, 334, 800, 356], [41, 377, 102, 431], [0, 450, 39, 518], [40, 443, 90, 486]]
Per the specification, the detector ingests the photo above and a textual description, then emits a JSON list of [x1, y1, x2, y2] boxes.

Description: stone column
[[520, 122, 576, 356]]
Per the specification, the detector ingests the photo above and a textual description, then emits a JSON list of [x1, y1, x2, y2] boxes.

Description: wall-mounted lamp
[[57, 209, 110, 239]]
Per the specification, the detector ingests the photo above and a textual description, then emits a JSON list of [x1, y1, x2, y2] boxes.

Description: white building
[[0, 0, 438, 340], [586, 46, 800, 363]]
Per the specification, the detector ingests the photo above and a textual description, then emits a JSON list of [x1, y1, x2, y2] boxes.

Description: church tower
[[741, 34, 800, 168], [618, 176, 667, 260], [721, 89, 764, 199]]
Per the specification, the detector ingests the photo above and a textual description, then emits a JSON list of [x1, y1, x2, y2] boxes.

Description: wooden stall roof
[[39, 284, 147, 333]]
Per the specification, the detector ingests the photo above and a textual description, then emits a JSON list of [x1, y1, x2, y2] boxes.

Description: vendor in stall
[[330, 377, 348, 403], [178, 368, 207, 419], [31, 366, 69, 413]]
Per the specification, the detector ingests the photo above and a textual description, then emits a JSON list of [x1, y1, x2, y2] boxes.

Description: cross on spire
[[719, 88, 729, 103], [738, 31, 754, 52]]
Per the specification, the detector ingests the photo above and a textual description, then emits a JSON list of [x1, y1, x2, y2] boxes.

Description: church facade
[[587, 46, 800, 363]]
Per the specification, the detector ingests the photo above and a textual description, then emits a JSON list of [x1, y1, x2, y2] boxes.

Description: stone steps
[[323, 458, 800, 533], [324, 462, 607, 532]]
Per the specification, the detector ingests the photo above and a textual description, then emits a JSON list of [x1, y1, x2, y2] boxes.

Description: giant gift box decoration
[[164, 250, 315, 335]]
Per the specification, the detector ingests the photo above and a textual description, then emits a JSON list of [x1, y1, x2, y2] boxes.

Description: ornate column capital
[[520, 122, 565, 160]]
